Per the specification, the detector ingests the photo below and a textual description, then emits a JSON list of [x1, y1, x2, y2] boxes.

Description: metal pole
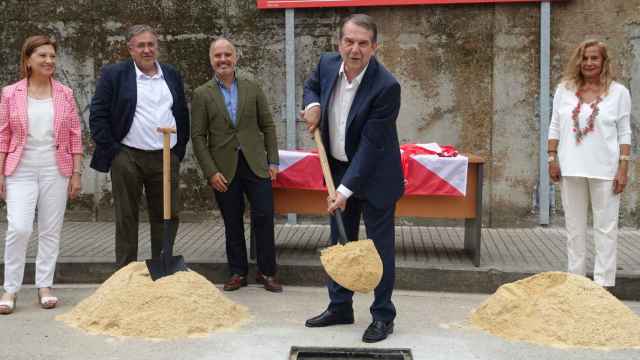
[[285, 8, 297, 225], [539, 1, 551, 225]]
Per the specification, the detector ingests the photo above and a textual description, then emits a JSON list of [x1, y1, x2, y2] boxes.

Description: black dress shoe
[[305, 309, 354, 327], [362, 320, 394, 343]]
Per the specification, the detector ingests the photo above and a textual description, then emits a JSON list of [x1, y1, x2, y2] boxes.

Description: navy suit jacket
[[89, 59, 190, 173], [303, 53, 404, 209]]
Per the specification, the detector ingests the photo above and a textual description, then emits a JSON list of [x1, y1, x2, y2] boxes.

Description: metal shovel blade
[[146, 219, 188, 281], [320, 210, 383, 293], [320, 241, 383, 293], [146, 255, 187, 281]]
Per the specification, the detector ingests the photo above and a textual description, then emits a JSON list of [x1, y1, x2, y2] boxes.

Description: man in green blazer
[[191, 38, 282, 292]]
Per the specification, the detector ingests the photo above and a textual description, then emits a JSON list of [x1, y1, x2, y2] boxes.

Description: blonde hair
[[20, 35, 57, 79], [562, 39, 615, 93]]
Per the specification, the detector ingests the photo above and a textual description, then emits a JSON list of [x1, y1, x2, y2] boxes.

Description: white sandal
[[0, 293, 16, 315], [37, 288, 58, 309]]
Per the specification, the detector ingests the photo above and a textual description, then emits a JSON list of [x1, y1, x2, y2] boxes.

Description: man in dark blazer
[[301, 14, 404, 343], [89, 24, 189, 269], [191, 38, 282, 292]]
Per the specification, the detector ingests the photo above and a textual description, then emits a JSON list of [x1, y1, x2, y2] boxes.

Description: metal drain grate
[[289, 346, 413, 360]]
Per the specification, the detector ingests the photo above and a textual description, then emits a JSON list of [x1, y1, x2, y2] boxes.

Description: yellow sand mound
[[320, 240, 383, 293], [57, 262, 250, 339], [470, 271, 640, 350]]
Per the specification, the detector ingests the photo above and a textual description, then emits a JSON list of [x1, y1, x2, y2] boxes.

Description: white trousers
[[3, 162, 69, 294], [560, 176, 619, 286]]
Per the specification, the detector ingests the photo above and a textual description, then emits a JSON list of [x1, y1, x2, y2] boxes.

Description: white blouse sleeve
[[616, 84, 632, 145], [548, 85, 562, 140]]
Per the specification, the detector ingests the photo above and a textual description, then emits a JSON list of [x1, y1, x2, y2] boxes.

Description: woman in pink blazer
[[0, 35, 83, 314]]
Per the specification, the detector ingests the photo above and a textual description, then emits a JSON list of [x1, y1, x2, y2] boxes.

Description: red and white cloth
[[274, 150, 325, 190], [273, 143, 468, 196]]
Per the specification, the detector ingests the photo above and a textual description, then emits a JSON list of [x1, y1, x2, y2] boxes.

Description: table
[[264, 154, 484, 266]]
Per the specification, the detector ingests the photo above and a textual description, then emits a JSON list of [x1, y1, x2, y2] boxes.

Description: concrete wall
[[0, 0, 638, 227]]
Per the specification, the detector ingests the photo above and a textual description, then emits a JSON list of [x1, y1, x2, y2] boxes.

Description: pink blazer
[[0, 79, 83, 177]]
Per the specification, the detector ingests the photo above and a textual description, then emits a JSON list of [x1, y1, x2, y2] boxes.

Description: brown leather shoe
[[256, 272, 283, 293], [223, 274, 247, 291]]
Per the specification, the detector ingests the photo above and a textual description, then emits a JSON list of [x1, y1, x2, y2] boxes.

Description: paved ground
[[1, 285, 639, 360], [1, 222, 640, 298]]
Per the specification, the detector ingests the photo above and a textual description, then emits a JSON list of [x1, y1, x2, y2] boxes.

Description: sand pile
[[57, 262, 250, 339], [470, 271, 640, 350], [320, 239, 383, 293]]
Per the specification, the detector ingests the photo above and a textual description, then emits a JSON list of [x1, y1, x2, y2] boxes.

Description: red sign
[[258, 0, 559, 9]]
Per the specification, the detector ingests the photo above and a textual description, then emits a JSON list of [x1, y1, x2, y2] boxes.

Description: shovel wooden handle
[[313, 129, 349, 245], [158, 127, 176, 221], [313, 129, 337, 197]]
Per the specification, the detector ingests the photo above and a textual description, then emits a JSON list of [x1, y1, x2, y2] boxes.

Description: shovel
[[145, 127, 188, 281], [314, 129, 383, 293]]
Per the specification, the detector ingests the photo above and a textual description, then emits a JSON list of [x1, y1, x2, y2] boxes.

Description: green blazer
[[191, 78, 279, 183]]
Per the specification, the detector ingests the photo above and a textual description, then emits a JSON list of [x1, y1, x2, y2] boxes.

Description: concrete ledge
[[3, 262, 639, 301]]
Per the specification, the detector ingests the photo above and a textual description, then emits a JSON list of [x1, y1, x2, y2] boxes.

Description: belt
[[122, 144, 164, 153]]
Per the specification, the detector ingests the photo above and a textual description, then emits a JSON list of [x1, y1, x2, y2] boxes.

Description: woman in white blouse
[[0, 36, 83, 314], [548, 40, 632, 289]]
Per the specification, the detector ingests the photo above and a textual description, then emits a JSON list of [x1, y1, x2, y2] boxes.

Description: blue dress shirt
[[215, 75, 238, 127]]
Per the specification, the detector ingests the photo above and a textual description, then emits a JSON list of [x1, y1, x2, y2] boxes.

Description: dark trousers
[[214, 152, 276, 277], [110, 146, 180, 269], [327, 157, 397, 322]]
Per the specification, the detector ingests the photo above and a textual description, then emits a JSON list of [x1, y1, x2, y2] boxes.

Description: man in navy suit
[[89, 24, 189, 269], [301, 14, 404, 343]]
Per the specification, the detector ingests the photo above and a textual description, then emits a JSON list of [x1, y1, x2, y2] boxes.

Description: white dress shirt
[[328, 62, 367, 163], [306, 62, 369, 199], [548, 81, 632, 180], [122, 62, 177, 150]]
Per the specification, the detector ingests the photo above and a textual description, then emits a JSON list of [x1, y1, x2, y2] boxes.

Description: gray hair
[[338, 14, 378, 43], [125, 24, 158, 44], [209, 37, 236, 52]]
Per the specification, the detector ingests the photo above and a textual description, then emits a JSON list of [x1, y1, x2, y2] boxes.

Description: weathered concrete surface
[[2, 286, 640, 360], [490, 6, 541, 227], [0, 1, 638, 227]]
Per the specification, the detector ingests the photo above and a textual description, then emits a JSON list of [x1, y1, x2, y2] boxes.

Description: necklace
[[571, 91, 602, 144], [27, 80, 52, 100]]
